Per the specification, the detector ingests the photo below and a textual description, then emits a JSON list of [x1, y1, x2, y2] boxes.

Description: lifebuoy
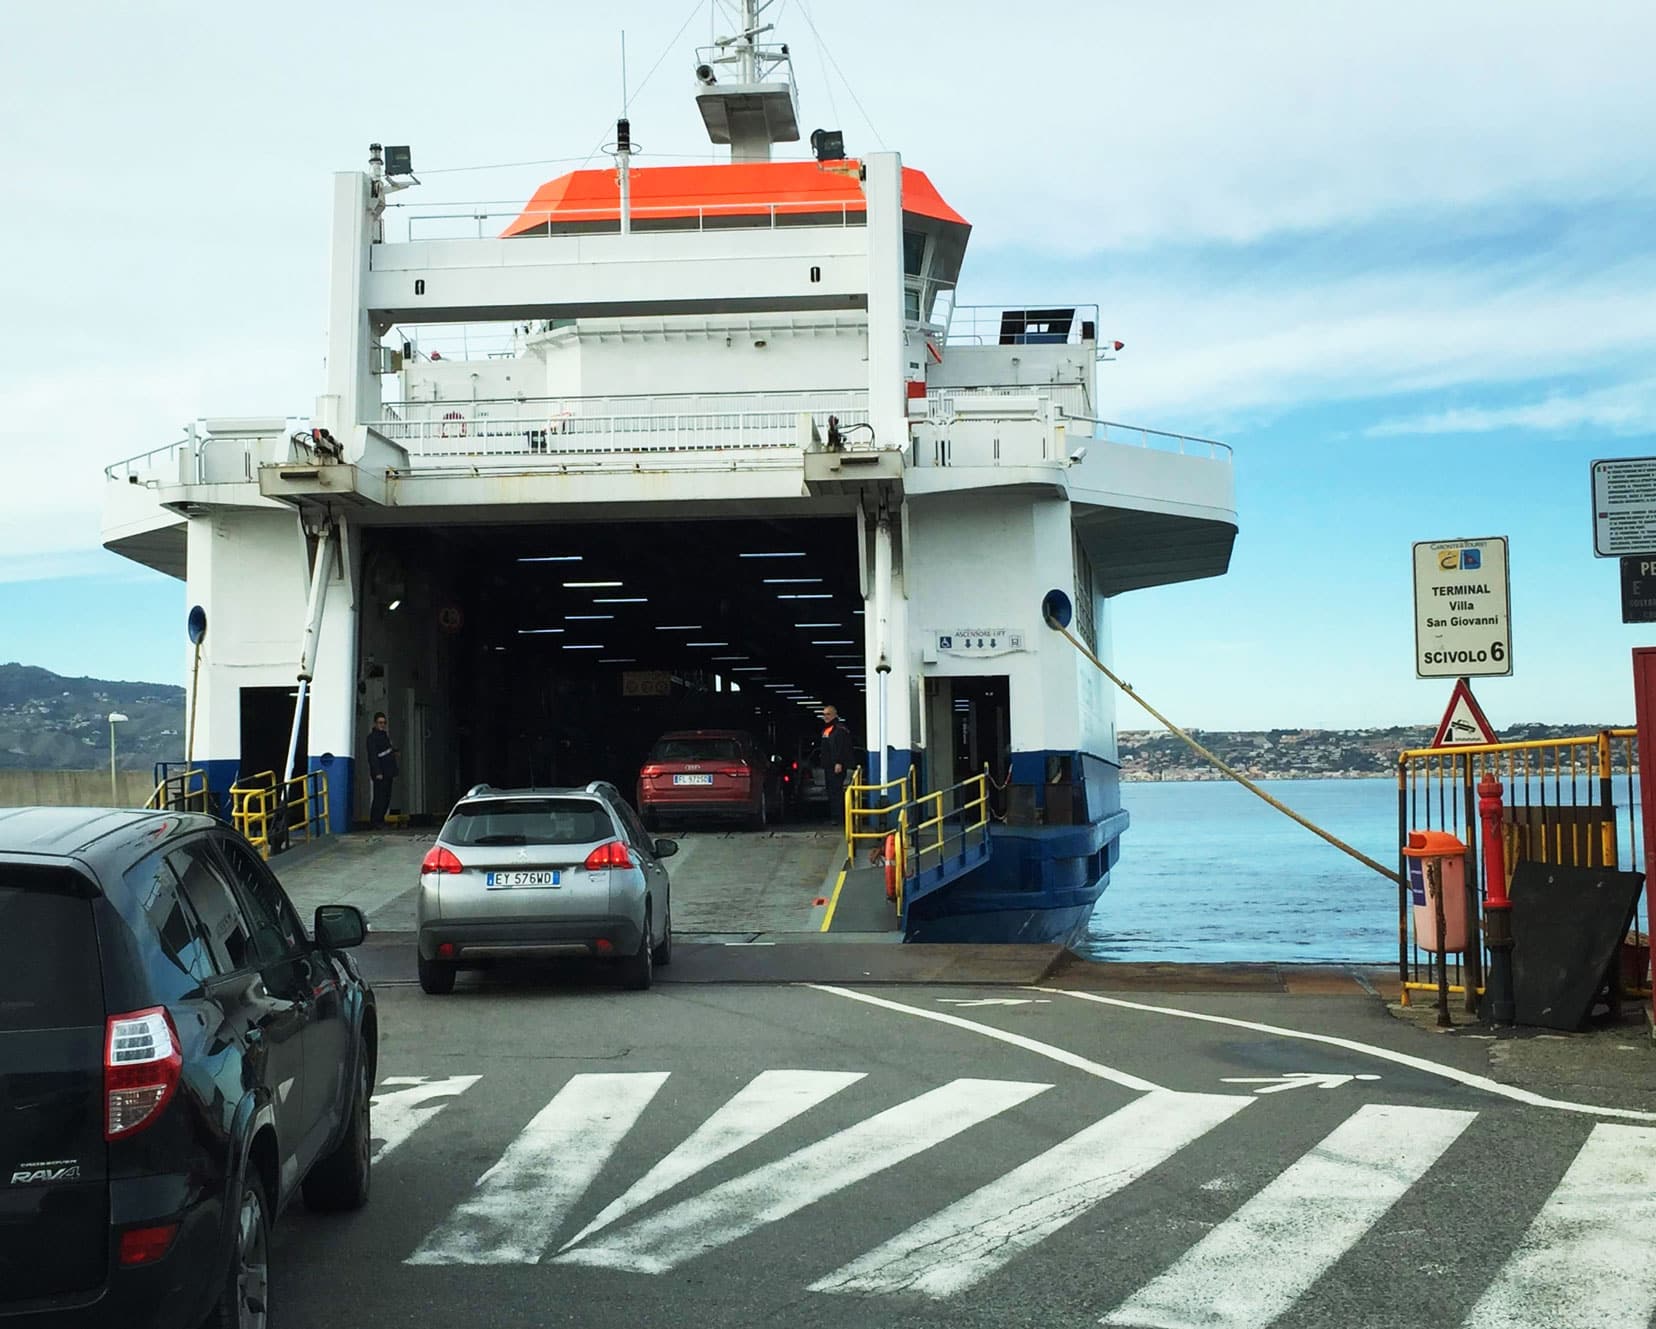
[[884, 834, 897, 900], [440, 409, 468, 439]]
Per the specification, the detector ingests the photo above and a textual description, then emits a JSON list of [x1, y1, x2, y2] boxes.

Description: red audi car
[[636, 730, 782, 830]]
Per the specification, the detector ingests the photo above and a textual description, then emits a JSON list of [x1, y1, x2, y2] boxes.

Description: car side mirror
[[315, 904, 368, 950], [653, 838, 679, 859]]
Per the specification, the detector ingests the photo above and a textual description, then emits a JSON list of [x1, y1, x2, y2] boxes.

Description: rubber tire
[[621, 909, 654, 991], [418, 954, 457, 995], [204, 1171, 271, 1329], [302, 1043, 372, 1212], [652, 906, 673, 967]]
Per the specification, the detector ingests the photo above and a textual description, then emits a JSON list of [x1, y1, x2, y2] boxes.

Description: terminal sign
[[1412, 537, 1512, 679], [936, 628, 1025, 657]]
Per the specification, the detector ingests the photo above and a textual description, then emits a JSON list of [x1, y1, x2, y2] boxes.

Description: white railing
[[105, 437, 190, 482], [930, 384, 1090, 419], [1066, 416, 1233, 460], [380, 390, 870, 461], [104, 418, 318, 486], [943, 304, 1102, 347], [393, 199, 868, 243]]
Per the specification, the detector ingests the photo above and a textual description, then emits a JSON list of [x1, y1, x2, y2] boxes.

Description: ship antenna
[[614, 30, 634, 236]]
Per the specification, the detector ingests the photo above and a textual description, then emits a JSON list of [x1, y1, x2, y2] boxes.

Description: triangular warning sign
[[1431, 678, 1497, 748]]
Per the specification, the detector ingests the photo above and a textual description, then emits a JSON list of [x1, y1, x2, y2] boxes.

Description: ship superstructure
[[100, 0, 1236, 943]]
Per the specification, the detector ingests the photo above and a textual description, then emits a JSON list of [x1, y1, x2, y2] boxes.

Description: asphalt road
[[268, 973, 1656, 1329]]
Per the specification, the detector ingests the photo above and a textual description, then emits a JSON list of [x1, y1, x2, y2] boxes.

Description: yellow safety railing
[[844, 770, 913, 855], [846, 768, 991, 916], [1396, 728, 1650, 1010], [147, 766, 210, 813], [231, 769, 331, 859]]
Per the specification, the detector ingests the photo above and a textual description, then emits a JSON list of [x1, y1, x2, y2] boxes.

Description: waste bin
[[1403, 830, 1469, 953]]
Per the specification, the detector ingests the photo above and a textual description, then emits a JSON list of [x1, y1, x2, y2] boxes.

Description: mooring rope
[[1057, 625, 1402, 885]]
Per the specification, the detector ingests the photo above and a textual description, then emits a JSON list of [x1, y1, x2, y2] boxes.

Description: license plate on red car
[[673, 774, 714, 786]]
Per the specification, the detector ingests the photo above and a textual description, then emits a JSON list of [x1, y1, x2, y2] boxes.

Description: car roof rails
[[465, 782, 493, 798]]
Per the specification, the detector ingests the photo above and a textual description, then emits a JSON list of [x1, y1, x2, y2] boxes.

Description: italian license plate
[[485, 870, 558, 889], [673, 774, 714, 786]]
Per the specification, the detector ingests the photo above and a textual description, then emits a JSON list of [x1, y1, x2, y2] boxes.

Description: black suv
[[0, 808, 378, 1328]]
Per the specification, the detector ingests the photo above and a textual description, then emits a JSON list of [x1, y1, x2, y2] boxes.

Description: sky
[[2, 0, 1654, 731]]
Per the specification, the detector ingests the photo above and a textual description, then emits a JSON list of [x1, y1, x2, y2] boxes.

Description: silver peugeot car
[[416, 782, 676, 994]]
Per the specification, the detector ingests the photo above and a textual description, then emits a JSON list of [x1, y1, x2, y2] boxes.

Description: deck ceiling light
[[562, 644, 604, 650], [685, 641, 729, 647], [739, 551, 806, 558], [812, 639, 855, 646], [776, 593, 832, 600], [593, 597, 648, 604], [794, 622, 840, 628], [565, 615, 614, 621], [563, 580, 622, 588], [518, 555, 582, 563], [599, 657, 636, 663], [655, 624, 702, 631], [763, 578, 822, 585], [516, 628, 565, 635]]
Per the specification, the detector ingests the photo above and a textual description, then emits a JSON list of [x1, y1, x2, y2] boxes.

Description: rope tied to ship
[[1057, 625, 1402, 886]]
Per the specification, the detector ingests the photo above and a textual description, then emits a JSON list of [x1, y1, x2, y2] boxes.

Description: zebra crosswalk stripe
[[407, 1072, 668, 1266], [1463, 1122, 1656, 1329], [556, 1076, 1050, 1275], [371, 1075, 482, 1165], [564, 1069, 866, 1248], [811, 1090, 1249, 1300], [1101, 1103, 1476, 1329]]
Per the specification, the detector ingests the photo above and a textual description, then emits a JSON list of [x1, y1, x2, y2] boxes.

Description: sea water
[[1082, 776, 1645, 965]]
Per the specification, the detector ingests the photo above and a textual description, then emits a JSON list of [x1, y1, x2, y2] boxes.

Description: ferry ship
[[100, 1, 1237, 946]]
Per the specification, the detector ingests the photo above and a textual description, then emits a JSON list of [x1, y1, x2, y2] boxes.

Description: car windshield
[[442, 798, 616, 847], [650, 737, 743, 763]]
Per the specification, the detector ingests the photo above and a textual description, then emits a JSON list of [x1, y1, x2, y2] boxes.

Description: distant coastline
[[1117, 722, 1631, 782]]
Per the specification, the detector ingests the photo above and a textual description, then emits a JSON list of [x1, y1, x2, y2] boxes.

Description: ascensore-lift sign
[[1412, 536, 1513, 678]]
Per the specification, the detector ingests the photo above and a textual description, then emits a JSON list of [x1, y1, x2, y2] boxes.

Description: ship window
[[903, 229, 926, 277], [904, 286, 922, 322]]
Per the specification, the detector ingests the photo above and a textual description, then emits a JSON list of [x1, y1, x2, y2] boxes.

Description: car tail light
[[105, 1008, 182, 1140], [422, 845, 463, 874], [641, 765, 663, 778], [118, 1223, 180, 1266], [583, 840, 634, 870]]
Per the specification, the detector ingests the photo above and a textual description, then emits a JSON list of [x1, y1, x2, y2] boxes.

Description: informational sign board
[[622, 670, 673, 697], [1412, 537, 1512, 678], [1620, 555, 1656, 624], [1430, 678, 1497, 748], [1591, 457, 1656, 556], [934, 628, 1026, 657]]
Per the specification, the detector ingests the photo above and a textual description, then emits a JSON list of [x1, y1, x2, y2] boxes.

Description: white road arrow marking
[[1220, 1072, 1381, 1094], [563, 1069, 865, 1248], [813, 1091, 1248, 1299], [408, 1072, 667, 1266], [1464, 1123, 1656, 1329], [1104, 1104, 1475, 1329], [937, 998, 1052, 1008], [556, 1077, 1049, 1274], [370, 1075, 482, 1165]]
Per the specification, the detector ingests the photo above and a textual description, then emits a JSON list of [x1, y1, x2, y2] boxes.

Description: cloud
[[1365, 380, 1656, 438], [1053, 263, 1656, 429]]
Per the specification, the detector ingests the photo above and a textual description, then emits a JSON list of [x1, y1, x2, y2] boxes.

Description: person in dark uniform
[[817, 704, 854, 819], [367, 711, 398, 829]]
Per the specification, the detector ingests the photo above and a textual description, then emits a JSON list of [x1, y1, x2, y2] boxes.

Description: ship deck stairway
[[832, 773, 993, 934]]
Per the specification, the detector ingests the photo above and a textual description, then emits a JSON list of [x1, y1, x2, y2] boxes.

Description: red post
[[1478, 774, 1509, 908], [1632, 649, 1656, 1029], [1479, 773, 1515, 1024]]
